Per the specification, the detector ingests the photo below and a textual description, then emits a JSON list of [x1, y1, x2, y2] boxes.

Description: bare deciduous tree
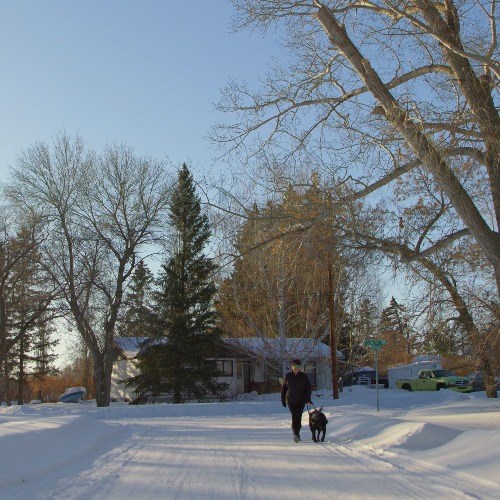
[[215, 0, 499, 291], [7, 134, 173, 406], [342, 183, 499, 396]]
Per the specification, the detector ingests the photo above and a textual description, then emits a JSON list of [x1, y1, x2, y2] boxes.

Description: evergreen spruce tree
[[30, 320, 60, 400], [120, 261, 155, 338], [378, 297, 413, 367], [380, 297, 413, 354], [357, 298, 378, 341], [128, 164, 226, 403]]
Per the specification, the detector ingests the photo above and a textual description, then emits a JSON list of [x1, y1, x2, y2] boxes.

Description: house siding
[[110, 359, 140, 401]]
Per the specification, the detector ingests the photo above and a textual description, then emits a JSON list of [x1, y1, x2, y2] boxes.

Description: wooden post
[[328, 257, 339, 399]]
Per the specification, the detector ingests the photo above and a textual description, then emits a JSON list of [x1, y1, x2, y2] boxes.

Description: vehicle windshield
[[431, 370, 454, 377]]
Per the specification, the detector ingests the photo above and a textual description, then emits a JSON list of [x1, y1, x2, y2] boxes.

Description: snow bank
[[0, 386, 498, 498], [0, 414, 128, 487]]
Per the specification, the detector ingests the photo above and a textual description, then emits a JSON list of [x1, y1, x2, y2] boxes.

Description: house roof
[[353, 366, 375, 372], [224, 337, 339, 361], [115, 336, 339, 361], [115, 337, 149, 358]]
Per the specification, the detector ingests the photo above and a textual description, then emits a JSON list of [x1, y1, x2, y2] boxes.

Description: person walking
[[281, 358, 312, 442]]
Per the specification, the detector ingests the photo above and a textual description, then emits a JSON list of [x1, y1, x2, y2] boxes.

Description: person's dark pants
[[288, 403, 305, 436]]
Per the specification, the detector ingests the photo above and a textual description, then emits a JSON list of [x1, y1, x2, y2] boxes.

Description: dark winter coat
[[281, 370, 312, 406]]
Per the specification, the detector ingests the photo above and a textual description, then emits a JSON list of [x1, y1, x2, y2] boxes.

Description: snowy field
[[1, 386, 499, 499]]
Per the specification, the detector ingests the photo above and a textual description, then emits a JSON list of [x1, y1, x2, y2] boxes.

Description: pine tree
[[357, 298, 378, 342], [11, 317, 59, 404], [128, 164, 227, 403], [380, 297, 413, 354], [120, 261, 155, 338], [30, 320, 60, 401], [1, 228, 57, 405], [378, 297, 413, 368]]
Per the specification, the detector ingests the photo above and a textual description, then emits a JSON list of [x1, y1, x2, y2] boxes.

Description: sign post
[[363, 339, 387, 411]]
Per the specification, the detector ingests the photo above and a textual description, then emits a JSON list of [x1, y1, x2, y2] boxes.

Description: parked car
[[345, 367, 388, 388], [396, 369, 472, 393], [58, 386, 86, 403], [467, 371, 500, 391]]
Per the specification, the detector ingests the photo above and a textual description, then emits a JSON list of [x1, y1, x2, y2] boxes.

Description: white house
[[224, 337, 337, 393], [111, 336, 338, 401], [111, 337, 145, 401], [111, 337, 248, 402]]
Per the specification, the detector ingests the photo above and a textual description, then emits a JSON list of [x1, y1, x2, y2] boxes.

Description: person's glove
[[282, 401, 286, 407]]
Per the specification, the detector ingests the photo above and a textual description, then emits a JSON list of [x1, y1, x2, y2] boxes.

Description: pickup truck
[[396, 369, 472, 393]]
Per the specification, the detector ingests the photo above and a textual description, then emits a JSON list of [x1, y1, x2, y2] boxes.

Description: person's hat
[[291, 359, 302, 366]]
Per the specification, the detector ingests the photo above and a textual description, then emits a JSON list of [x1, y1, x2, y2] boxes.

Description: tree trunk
[[416, 0, 500, 232], [17, 337, 26, 405], [4, 370, 11, 404], [328, 258, 339, 399], [92, 350, 113, 407], [420, 261, 497, 399], [277, 281, 287, 376], [480, 355, 498, 399], [83, 346, 92, 398], [173, 385, 182, 404]]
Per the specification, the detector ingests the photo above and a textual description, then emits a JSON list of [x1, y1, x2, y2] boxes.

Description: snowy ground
[[1, 387, 499, 499]]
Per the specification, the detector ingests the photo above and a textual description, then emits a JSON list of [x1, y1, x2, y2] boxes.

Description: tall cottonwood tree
[[344, 180, 499, 395], [213, 0, 499, 397], [7, 134, 172, 406], [216, 0, 499, 292], [217, 180, 374, 379]]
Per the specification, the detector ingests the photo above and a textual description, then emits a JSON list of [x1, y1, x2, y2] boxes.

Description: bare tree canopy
[[6, 134, 174, 406], [214, 0, 500, 292]]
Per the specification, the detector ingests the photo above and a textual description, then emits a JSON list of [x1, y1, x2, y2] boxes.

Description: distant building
[[111, 336, 340, 401], [224, 337, 339, 394]]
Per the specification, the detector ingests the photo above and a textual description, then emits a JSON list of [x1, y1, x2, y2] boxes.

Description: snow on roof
[[115, 337, 150, 358], [224, 337, 336, 361], [412, 354, 442, 363], [115, 336, 338, 361]]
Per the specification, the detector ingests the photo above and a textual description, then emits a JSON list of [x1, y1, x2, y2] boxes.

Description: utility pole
[[328, 256, 339, 399]]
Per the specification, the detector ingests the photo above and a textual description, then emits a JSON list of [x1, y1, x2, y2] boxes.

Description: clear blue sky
[[0, 0, 281, 182]]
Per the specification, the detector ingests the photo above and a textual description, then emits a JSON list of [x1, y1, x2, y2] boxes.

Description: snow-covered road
[[1, 388, 499, 499]]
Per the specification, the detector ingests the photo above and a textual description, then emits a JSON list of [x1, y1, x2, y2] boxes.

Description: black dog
[[308, 407, 328, 442]]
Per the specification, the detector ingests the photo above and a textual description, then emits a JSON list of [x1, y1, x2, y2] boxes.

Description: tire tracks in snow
[[317, 436, 492, 499], [23, 415, 497, 500]]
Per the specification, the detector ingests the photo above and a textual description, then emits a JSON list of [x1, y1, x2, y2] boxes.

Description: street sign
[[363, 339, 387, 412], [364, 339, 387, 347]]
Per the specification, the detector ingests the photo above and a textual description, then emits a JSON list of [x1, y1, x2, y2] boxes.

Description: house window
[[217, 360, 234, 376], [305, 366, 317, 386]]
